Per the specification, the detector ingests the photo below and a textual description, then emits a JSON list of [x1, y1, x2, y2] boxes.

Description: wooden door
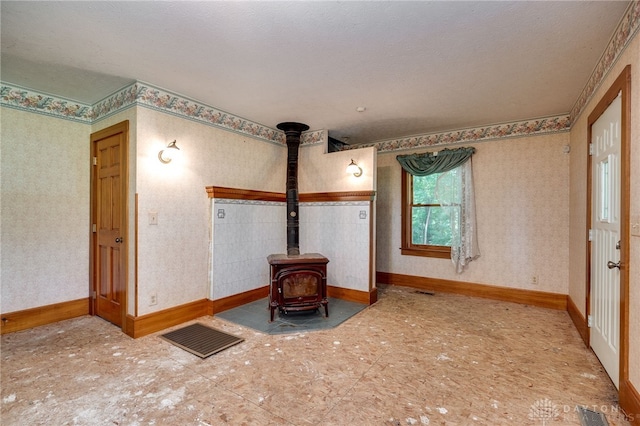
[[91, 121, 128, 328], [590, 94, 621, 389]]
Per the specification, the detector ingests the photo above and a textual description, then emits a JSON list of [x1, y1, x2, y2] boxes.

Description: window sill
[[400, 247, 451, 259]]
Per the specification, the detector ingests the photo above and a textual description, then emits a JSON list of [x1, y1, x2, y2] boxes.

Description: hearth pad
[[216, 297, 367, 335]]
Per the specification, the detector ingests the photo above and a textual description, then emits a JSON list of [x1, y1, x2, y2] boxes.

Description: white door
[[590, 93, 621, 389]]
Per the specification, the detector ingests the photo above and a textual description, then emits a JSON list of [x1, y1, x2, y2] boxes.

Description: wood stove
[[268, 253, 328, 322], [267, 122, 329, 322]]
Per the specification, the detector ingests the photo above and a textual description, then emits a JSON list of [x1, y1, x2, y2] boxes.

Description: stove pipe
[[276, 122, 309, 256]]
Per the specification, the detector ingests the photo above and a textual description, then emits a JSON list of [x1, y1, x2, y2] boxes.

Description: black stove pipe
[[276, 122, 309, 256]]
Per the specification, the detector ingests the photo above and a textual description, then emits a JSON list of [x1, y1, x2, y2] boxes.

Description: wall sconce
[[346, 159, 362, 177], [158, 140, 180, 164]]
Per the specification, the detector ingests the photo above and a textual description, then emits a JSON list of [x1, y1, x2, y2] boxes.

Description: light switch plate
[[149, 211, 158, 225]]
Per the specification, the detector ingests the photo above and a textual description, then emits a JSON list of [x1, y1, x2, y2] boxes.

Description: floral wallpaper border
[[570, 0, 640, 123], [130, 82, 287, 145], [0, 79, 571, 151], [2, 1, 638, 152], [356, 115, 571, 154], [0, 80, 323, 146], [0, 83, 94, 123]]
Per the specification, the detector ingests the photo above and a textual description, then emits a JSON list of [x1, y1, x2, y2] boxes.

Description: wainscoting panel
[[300, 202, 371, 293], [210, 198, 285, 300]]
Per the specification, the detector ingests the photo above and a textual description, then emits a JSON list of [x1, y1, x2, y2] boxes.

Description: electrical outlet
[[531, 275, 539, 286], [150, 293, 157, 306]]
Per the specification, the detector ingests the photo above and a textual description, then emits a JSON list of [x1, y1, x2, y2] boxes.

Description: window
[[401, 168, 457, 258], [397, 147, 479, 272]]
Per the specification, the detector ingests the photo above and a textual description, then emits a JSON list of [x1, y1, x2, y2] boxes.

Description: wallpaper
[[376, 132, 570, 295], [0, 109, 91, 312], [299, 144, 376, 193], [134, 107, 288, 315]]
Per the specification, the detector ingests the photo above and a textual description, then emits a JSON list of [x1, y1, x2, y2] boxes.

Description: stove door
[[281, 269, 323, 305]]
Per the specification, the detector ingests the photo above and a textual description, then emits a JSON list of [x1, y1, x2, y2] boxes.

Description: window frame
[[400, 167, 452, 259]]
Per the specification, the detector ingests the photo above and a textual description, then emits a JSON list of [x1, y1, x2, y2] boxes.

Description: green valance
[[396, 147, 476, 176]]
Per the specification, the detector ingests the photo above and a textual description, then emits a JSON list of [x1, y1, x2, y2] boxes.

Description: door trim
[[90, 120, 129, 332], [586, 65, 630, 392]]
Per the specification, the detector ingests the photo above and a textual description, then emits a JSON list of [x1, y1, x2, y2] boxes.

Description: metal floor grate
[[160, 323, 244, 358], [577, 406, 609, 426]]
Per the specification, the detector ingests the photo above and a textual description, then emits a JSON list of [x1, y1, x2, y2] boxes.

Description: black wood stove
[[267, 122, 329, 322]]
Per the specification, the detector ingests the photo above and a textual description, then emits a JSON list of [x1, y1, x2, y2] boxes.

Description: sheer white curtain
[[436, 158, 480, 273]]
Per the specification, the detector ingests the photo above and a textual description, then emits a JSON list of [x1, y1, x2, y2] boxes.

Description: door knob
[[607, 260, 620, 270], [115, 237, 123, 243]]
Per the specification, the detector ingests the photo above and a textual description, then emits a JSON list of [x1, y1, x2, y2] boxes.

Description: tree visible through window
[[411, 171, 457, 246], [401, 168, 456, 258], [398, 147, 479, 270]]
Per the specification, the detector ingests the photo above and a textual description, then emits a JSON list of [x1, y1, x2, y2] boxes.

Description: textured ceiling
[[0, 1, 630, 145]]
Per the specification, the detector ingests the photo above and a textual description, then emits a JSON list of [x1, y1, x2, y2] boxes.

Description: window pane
[[599, 157, 609, 221], [411, 206, 452, 246], [412, 174, 439, 204]]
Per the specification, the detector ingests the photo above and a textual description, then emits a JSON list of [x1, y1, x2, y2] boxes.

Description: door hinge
[[589, 143, 594, 155], [92, 290, 97, 299], [92, 156, 97, 166], [587, 315, 593, 328], [588, 229, 593, 241], [92, 224, 96, 233]]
